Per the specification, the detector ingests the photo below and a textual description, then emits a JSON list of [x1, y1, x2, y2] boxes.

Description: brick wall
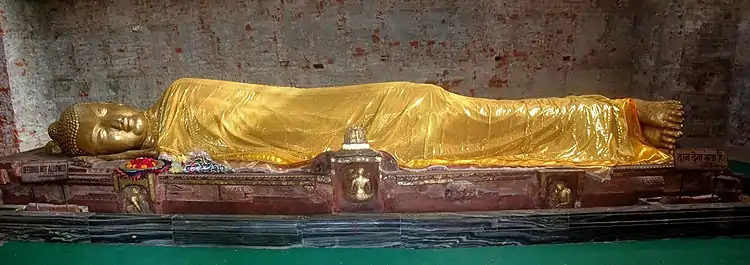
[[0, 35, 19, 156], [729, 1, 750, 150], [631, 0, 740, 148], [2, 0, 641, 150], [0, 1, 58, 150], [0, 0, 55, 153], [0, 0, 747, 152]]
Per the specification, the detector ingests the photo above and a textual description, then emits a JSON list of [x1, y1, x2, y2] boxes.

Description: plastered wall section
[[0, 34, 19, 155], [0, 0, 55, 152], [630, 0, 741, 149], [728, 1, 750, 151], [2, 0, 639, 150]]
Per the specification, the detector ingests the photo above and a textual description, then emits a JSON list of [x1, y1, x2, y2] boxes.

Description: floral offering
[[116, 157, 171, 180], [125, 157, 159, 169]]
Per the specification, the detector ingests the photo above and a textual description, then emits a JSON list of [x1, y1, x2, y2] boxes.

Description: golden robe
[[147, 78, 671, 168]]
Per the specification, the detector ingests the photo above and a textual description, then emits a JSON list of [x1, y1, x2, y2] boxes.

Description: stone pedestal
[[330, 149, 382, 213], [537, 169, 582, 209]]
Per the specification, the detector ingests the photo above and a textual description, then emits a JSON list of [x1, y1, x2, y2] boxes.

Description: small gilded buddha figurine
[[46, 78, 684, 168], [547, 180, 573, 208], [349, 168, 374, 202]]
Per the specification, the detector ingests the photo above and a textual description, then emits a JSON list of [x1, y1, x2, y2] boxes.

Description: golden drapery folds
[[147, 78, 671, 168]]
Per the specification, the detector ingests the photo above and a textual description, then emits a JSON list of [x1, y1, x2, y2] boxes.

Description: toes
[[662, 122, 682, 131], [662, 130, 683, 138], [661, 110, 685, 128], [666, 102, 684, 111], [661, 135, 676, 144], [666, 116, 684, 125], [659, 130, 681, 151], [657, 142, 675, 150], [656, 141, 676, 150]]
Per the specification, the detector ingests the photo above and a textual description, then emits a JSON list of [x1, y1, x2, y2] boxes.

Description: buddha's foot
[[634, 99, 685, 131], [634, 99, 684, 151], [643, 125, 681, 150]]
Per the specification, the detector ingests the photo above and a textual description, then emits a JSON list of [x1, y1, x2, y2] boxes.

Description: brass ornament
[[348, 168, 374, 202], [120, 185, 152, 213], [344, 126, 368, 145], [546, 180, 573, 209], [114, 172, 156, 202], [342, 126, 370, 150]]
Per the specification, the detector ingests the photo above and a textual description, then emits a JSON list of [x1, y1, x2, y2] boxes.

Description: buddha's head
[[48, 102, 153, 156]]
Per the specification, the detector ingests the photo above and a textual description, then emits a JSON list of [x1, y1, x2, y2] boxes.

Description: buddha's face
[[75, 102, 150, 155]]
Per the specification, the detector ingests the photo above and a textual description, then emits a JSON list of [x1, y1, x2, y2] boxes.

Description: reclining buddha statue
[[46, 78, 684, 168]]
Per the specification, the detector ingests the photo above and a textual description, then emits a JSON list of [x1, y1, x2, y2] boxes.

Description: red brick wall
[[35, 0, 637, 150], [41, 0, 636, 105]]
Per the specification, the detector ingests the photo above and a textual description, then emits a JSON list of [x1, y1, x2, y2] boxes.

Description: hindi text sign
[[674, 149, 728, 171]]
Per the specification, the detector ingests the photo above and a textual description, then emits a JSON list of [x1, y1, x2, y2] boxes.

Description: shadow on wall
[[676, 5, 737, 145], [683, 9, 735, 94]]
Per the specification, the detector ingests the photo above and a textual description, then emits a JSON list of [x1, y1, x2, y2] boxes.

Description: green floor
[[0, 238, 748, 265]]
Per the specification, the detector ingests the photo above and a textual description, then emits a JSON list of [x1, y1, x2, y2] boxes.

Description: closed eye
[[97, 128, 107, 142]]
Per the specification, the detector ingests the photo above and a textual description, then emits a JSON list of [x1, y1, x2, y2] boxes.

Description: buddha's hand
[[94, 148, 159, 161]]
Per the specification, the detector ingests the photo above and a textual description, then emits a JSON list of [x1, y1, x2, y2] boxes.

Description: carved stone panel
[[330, 149, 382, 213], [66, 185, 117, 202], [381, 171, 539, 213], [165, 184, 221, 201], [118, 185, 153, 214], [537, 169, 583, 209], [218, 185, 311, 201], [1, 169, 12, 185]]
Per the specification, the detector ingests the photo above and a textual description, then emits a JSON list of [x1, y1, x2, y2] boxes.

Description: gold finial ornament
[[342, 126, 370, 150]]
